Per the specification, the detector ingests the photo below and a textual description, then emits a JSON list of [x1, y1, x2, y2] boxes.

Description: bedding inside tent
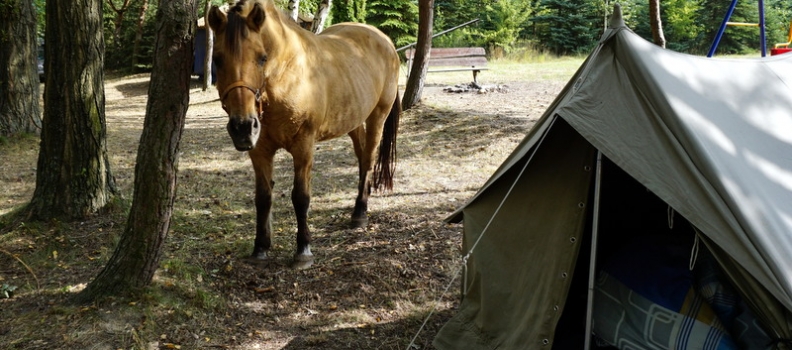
[[554, 157, 773, 349]]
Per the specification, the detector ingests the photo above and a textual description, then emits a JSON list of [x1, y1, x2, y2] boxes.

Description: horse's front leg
[[249, 147, 276, 260], [290, 143, 315, 269]]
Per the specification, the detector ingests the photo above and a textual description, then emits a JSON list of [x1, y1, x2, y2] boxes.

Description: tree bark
[[402, 0, 433, 110], [131, 0, 149, 71], [202, 0, 213, 91], [77, 0, 197, 301], [649, 0, 666, 48], [0, 0, 41, 137], [28, 0, 116, 220], [311, 0, 332, 34], [287, 0, 299, 22]]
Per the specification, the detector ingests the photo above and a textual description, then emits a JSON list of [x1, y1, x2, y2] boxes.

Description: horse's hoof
[[242, 251, 269, 266], [291, 254, 314, 270], [351, 217, 369, 228], [251, 251, 268, 260]]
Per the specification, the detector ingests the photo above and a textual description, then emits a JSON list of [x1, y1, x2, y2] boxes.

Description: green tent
[[434, 6, 792, 350]]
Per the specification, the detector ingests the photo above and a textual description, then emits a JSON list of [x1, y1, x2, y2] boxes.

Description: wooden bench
[[405, 47, 489, 84]]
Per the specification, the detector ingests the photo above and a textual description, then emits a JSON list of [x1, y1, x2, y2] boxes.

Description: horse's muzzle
[[227, 117, 261, 151]]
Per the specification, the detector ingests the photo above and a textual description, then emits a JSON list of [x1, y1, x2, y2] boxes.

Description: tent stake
[[584, 151, 603, 349]]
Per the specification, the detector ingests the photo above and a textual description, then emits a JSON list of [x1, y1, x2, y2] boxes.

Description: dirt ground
[[0, 66, 572, 349]]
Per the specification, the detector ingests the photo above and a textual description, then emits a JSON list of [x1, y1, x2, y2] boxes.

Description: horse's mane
[[224, 0, 305, 61]]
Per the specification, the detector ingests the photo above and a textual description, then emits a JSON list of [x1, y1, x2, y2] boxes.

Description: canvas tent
[[433, 5, 792, 350]]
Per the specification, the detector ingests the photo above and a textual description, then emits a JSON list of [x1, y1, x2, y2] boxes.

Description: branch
[[0, 248, 40, 290]]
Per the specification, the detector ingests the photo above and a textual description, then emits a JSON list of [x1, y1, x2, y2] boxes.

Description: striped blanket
[[592, 234, 771, 349]]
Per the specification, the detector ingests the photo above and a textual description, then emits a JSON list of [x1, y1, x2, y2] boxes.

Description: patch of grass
[[492, 39, 562, 63], [399, 55, 584, 86]]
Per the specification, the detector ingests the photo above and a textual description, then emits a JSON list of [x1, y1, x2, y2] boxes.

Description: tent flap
[[435, 119, 596, 348]]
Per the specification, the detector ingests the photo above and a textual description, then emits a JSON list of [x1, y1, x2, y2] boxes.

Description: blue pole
[[759, 0, 766, 57], [708, 0, 739, 57]]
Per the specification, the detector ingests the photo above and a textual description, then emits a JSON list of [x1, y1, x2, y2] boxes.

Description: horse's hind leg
[[348, 125, 370, 228]]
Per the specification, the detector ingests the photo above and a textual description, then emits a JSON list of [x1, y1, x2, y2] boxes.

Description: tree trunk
[[649, 0, 666, 48], [288, 0, 299, 21], [106, 0, 132, 47], [28, 0, 116, 220], [0, 0, 41, 137], [131, 0, 149, 71], [311, 0, 332, 34], [202, 0, 213, 91], [402, 0, 433, 110], [76, 0, 197, 301]]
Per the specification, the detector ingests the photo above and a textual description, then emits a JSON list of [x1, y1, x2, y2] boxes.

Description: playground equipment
[[707, 0, 766, 57], [771, 20, 792, 55]]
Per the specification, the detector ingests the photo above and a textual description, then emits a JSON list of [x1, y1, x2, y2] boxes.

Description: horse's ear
[[207, 6, 227, 32], [247, 3, 266, 32]]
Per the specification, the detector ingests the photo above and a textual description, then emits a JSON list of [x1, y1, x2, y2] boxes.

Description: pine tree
[[533, 0, 602, 55], [366, 0, 418, 48], [332, 0, 367, 23]]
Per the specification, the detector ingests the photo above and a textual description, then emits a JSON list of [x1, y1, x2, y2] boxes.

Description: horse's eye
[[213, 55, 223, 67], [257, 56, 267, 66]]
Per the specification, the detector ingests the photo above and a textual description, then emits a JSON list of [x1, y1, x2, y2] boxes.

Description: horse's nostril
[[228, 118, 258, 135]]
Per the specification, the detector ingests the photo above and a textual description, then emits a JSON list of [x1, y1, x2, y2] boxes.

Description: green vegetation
[[33, 1, 790, 72]]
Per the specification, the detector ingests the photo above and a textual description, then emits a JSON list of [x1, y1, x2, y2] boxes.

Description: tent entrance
[[552, 155, 695, 349], [555, 156, 771, 349]]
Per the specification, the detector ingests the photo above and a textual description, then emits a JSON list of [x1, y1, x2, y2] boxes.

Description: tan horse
[[207, 0, 400, 269]]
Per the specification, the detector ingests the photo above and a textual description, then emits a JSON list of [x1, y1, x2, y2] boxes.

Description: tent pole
[[584, 151, 603, 350]]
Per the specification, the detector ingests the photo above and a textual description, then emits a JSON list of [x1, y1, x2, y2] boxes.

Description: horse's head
[[208, 0, 273, 151]]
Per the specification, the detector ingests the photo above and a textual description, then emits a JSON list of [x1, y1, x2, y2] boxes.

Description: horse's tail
[[373, 93, 400, 191]]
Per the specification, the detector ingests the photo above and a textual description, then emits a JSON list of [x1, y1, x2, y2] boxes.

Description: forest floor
[[0, 58, 582, 349]]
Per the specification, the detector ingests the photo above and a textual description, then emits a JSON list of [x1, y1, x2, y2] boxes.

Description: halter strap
[[220, 80, 266, 117]]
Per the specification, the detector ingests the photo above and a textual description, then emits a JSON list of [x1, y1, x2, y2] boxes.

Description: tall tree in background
[[78, 0, 197, 301], [287, 0, 300, 21], [366, 0, 418, 47], [333, 0, 366, 23], [311, 0, 331, 33], [0, 0, 41, 138], [202, 0, 214, 91], [106, 0, 133, 47], [479, 0, 533, 53], [402, 0, 433, 110], [533, 0, 602, 55], [130, 0, 149, 71], [28, 0, 116, 220], [649, 0, 666, 47]]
